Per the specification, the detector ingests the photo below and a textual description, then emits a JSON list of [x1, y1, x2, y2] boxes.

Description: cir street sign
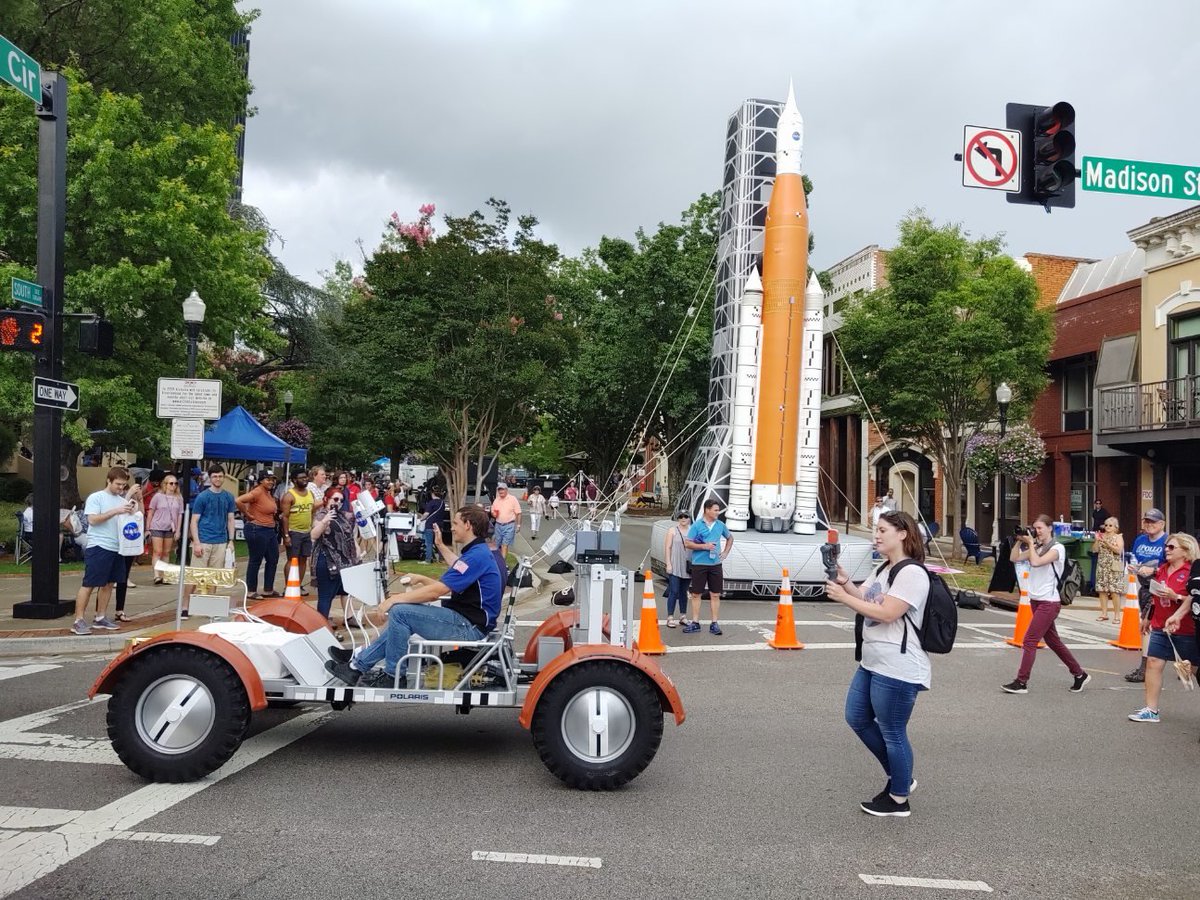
[[33, 376, 79, 411], [0, 34, 41, 103]]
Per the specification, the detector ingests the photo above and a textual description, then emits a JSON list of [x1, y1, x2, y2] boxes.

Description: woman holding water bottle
[[1093, 517, 1124, 622]]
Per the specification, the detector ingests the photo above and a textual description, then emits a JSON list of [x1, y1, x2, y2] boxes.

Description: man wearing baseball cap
[[1124, 508, 1168, 683]]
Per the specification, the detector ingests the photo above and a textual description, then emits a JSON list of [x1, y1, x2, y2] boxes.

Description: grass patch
[[939, 558, 997, 594]]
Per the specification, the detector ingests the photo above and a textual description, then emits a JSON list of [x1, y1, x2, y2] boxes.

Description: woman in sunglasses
[[1093, 517, 1124, 622], [310, 488, 361, 628], [1130, 533, 1199, 723], [147, 474, 183, 585]]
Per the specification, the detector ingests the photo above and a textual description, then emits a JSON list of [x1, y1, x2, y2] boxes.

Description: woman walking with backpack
[[825, 510, 932, 818], [1001, 514, 1090, 696]]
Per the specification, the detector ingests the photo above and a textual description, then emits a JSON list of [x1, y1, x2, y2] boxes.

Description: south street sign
[[1082, 156, 1200, 201], [0, 34, 41, 103], [11, 276, 43, 308]]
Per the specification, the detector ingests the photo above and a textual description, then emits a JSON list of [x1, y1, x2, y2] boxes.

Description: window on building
[[1062, 360, 1094, 431], [1068, 452, 1094, 523], [1168, 312, 1200, 381], [822, 334, 844, 396]]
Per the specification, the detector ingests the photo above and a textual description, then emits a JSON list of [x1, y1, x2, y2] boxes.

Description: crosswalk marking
[[0, 665, 60, 682]]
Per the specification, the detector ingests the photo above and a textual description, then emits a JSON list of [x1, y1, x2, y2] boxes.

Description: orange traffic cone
[[284, 557, 302, 601], [635, 569, 666, 655], [1005, 571, 1044, 648], [768, 568, 804, 649], [1110, 571, 1142, 650]]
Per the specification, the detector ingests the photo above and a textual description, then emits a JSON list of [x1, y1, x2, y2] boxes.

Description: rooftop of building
[[1057, 247, 1145, 303]]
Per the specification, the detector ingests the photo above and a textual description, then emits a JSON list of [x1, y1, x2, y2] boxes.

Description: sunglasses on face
[[164, 480, 177, 485], [1166, 544, 1179, 550], [328, 496, 343, 504]]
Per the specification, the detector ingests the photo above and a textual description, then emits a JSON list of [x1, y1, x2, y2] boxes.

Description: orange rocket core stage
[[752, 172, 809, 489]]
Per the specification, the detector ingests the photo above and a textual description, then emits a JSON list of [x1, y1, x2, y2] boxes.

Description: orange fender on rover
[[241, 599, 328, 634], [517, 644, 684, 730], [89, 631, 268, 711], [521, 608, 611, 665]]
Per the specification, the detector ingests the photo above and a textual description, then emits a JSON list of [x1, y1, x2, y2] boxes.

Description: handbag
[[1166, 631, 1198, 691]]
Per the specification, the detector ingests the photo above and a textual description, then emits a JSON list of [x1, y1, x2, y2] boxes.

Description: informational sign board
[[156, 377, 222, 420], [962, 125, 1021, 192], [170, 417, 205, 459]]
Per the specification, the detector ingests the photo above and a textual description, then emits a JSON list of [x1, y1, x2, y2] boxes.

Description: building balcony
[[1096, 376, 1200, 461]]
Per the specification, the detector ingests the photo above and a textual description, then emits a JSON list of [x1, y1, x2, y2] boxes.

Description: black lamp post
[[180, 290, 206, 516], [991, 382, 1013, 546]]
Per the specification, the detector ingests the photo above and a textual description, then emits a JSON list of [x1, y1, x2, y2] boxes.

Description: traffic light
[[78, 317, 114, 358], [0, 309, 46, 352], [1006, 101, 1076, 210]]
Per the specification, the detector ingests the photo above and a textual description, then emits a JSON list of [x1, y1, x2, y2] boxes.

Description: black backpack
[[854, 559, 959, 659], [1050, 551, 1083, 606]]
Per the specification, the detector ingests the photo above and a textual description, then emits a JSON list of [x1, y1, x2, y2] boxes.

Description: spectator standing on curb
[[1088, 498, 1111, 594], [1128, 533, 1200, 723], [563, 482, 578, 519], [1125, 508, 1169, 683], [421, 489, 447, 564], [882, 488, 897, 512], [1001, 514, 1090, 695], [237, 472, 282, 600], [72, 467, 137, 635], [527, 486, 547, 540], [663, 511, 691, 628], [186, 466, 237, 616], [1093, 516, 1124, 622], [870, 496, 887, 528], [308, 466, 328, 505], [309, 487, 360, 629], [281, 470, 315, 595], [824, 510, 931, 818], [585, 479, 598, 516], [547, 490, 560, 520], [490, 483, 522, 560], [148, 474, 183, 585], [112, 481, 145, 624], [683, 500, 732, 636]]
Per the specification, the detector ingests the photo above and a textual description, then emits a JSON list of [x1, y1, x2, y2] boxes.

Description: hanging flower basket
[[996, 424, 1045, 483], [965, 432, 1000, 480]]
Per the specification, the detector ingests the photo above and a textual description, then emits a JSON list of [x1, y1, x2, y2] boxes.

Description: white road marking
[[0, 808, 83, 828], [0, 707, 331, 899], [472, 850, 602, 869], [111, 831, 220, 846], [0, 695, 120, 765], [0, 744, 122, 765], [0, 665, 60, 681], [664, 641, 1113, 653], [859, 874, 992, 892]]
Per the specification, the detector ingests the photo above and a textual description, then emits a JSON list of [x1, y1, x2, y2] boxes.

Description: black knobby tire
[[107, 646, 251, 783], [530, 660, 663, 790]]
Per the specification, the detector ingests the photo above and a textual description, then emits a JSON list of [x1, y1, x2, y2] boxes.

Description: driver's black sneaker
[[359, 668, 396, 689], [327, 645, 353, 664], [324, 659, 361, 685], [861, 795, 910, 817]]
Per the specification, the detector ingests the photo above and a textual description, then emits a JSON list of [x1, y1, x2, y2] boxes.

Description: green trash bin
[[1065, 535, 1094, 590]]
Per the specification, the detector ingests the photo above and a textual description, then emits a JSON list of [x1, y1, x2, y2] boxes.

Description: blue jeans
[[666, 574, 689, 617], [844, 666, 921, 798], [423, 530, 436, 563], [243, 523, 279, 593], [356, 603, 485, 676], [313, 552, 344, 619]]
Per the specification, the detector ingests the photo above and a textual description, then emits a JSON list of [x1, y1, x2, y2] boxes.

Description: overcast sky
[[240, 0, 1200, 286]]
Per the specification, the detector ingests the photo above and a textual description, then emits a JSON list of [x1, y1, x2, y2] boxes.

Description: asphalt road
[[2, 595, 1198, 900]]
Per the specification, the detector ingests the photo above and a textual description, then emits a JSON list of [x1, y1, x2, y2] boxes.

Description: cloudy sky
[[241, 0, 1200, 286]]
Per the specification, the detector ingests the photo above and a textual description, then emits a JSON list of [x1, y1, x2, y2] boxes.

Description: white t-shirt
[[1017, 541, 1065, 602], [860, 560, 932, 689]]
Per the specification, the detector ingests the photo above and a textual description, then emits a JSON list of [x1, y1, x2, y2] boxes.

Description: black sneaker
[[1001, 679, 1028, 694], [1124, 664, 1145, 683], [324, 659, 361, 685], [359, 668, 396, 689], [1070, 672, 1091, 693], [870, 778, 917, 805], [860, 795, 910, 817], [327, 645, 353, 664]]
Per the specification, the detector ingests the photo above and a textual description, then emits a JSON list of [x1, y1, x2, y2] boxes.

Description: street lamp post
[[991, 382, 1012, 547], [283, 390, 294, 421], [180, 290, 206, 519]]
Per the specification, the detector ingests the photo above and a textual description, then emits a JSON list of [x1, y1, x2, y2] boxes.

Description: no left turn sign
[[962, 125, 1021, 192]]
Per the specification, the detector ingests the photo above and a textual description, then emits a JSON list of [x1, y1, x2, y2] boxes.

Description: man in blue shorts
[[1125, 507, 1168, 682], [683, 499, 733, 636], [73, 466, 138, 635], [325, 505, 503, 688]]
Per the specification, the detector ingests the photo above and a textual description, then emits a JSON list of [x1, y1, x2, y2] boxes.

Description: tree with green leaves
[[0, 74, 270, 503], [551, 193, 718, 494], [310, 200, 573, 504], [835, 211, 1053, 544]]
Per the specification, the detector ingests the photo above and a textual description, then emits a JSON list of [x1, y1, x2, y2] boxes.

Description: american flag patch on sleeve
[[453, 559, 469, 574]]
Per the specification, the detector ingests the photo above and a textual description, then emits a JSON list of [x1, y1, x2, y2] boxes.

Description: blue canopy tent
[[203, 405, 308, 466]]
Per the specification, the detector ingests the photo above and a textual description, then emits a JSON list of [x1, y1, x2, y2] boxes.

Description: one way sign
[[33, 376, 80, 411]]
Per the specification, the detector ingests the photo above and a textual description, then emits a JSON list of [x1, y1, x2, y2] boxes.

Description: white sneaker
[[71, 619, 91, 635], [666, 615, 678, 628]]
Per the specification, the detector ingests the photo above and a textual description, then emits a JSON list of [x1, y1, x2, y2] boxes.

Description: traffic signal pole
[[14, 71, 72, 618]]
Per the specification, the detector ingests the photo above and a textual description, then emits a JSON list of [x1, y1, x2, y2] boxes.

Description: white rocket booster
[[792, 272, 825, 534], [726, 270, 762, 532]]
